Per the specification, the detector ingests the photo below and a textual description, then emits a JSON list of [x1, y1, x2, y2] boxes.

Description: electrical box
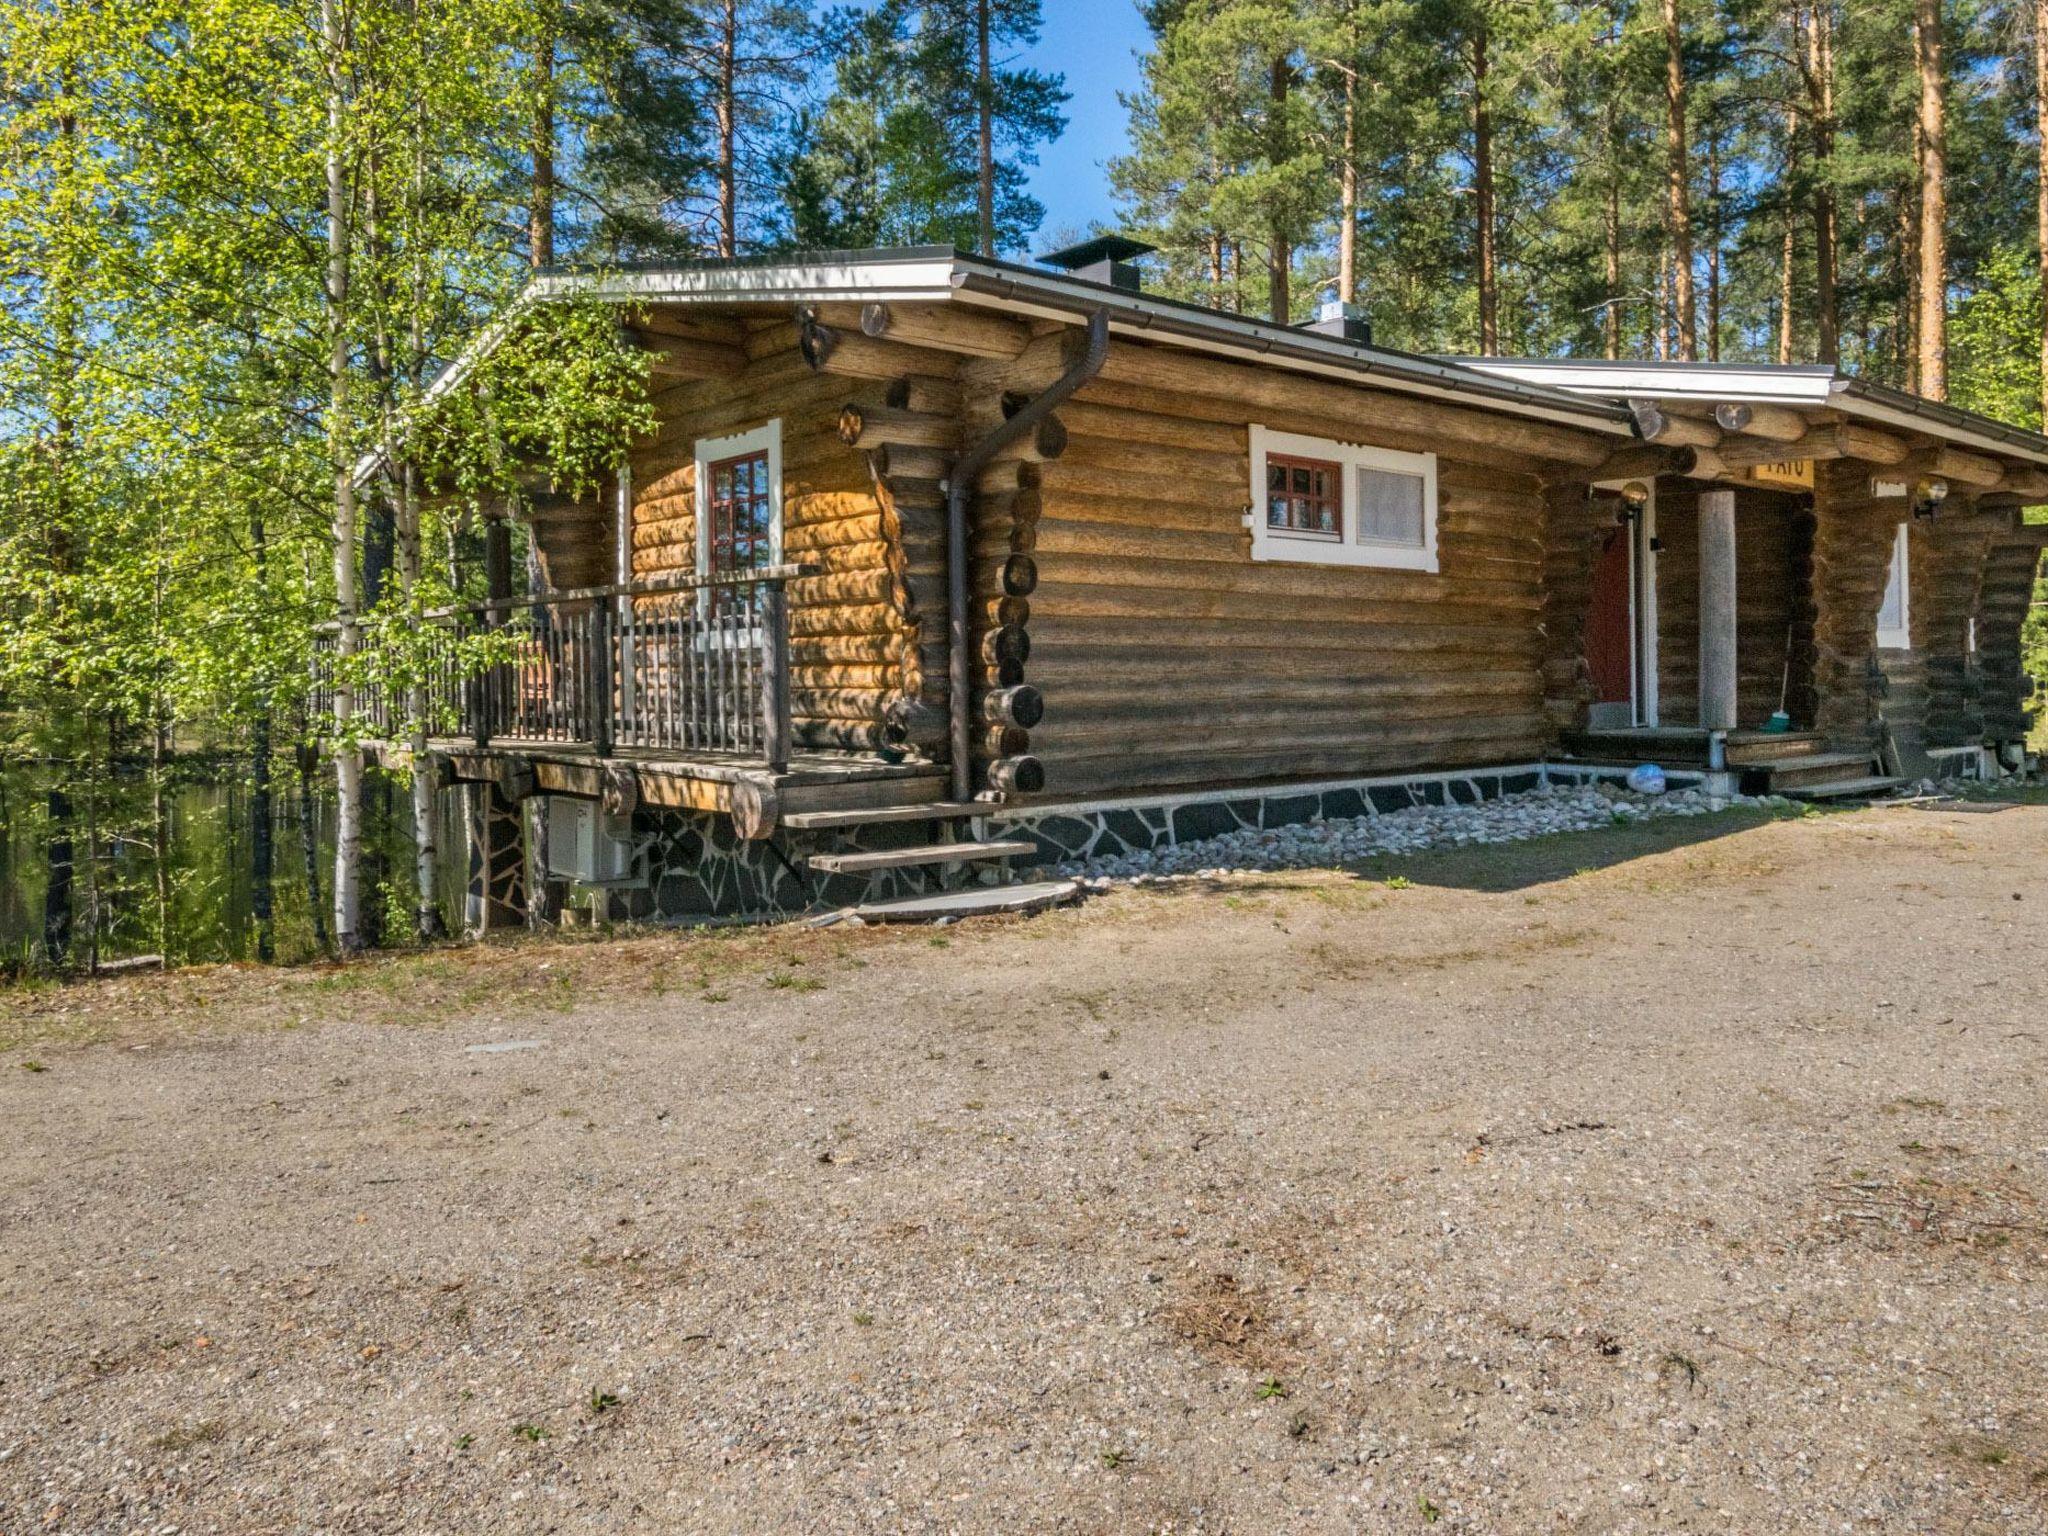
[[543, 796, 639, 885]]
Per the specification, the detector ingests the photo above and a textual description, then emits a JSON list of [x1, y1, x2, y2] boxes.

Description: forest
[[3, 0, 2046, 969]]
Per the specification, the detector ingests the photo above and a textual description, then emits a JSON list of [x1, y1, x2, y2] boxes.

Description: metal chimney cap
[[1036, 235, 1156, 271]]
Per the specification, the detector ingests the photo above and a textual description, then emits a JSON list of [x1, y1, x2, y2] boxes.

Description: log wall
[[1652, 484, 1811, 729], [983, 336, 1604, 798], [623, 318, 931, 751], [1975, 520, 2048, 743], [1809, 458, 1904, 744]]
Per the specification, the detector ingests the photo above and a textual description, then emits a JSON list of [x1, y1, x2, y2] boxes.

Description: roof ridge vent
[[1036, 235, 1155, 293]]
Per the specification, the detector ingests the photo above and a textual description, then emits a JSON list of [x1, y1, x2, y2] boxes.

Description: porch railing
[[312, 566, 803, 770]]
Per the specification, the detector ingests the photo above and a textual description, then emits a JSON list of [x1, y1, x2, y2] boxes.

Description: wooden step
[[805, 839, 1039, 875], [1754, 750, 1877, 789], [1780, 775, 1905, 802], [780, 801, 983, 831], [846, 880, 1081, 923], [1723, 731, 1828, 766]]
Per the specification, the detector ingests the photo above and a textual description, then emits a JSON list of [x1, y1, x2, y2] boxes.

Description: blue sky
[[1018, 0, 1152, 254]]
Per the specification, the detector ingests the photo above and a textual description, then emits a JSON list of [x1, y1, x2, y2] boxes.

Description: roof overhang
[[413, 249, 1633, 441], [1458, 358, 2048, 470]]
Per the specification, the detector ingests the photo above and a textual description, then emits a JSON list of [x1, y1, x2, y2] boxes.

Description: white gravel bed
[[1054, 780, 1790, 884]]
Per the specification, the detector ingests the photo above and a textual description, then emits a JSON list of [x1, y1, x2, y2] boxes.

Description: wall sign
[[1752, 459, 1815, 490]]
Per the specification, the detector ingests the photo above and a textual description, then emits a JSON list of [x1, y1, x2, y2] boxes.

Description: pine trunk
[[1778, 113, 1797, 365], [530, 20, 556, 268], [1705, 136, 1721, 362], [1806, 0, 1839, 363], [1603, 99, 1622, 360], [1338, 68, 1358, 304], [716, 0, 738, 259], [1661, 0, 1696, 360], [2036, 0, 2048, 422], [1473, 28, 1497, 353], [1914, 0, 1947, 399], [976, 0, 994, 257], [1268, 57, 1290, 322]]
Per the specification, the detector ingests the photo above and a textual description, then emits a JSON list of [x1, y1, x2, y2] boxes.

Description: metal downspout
[[942, 307, 1110, 802]]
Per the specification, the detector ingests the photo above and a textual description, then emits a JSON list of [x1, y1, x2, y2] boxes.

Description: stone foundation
[[988, 765, 1558, 869]]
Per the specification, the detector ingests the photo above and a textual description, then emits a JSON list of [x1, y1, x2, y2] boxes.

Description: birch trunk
[[323, 0, 363, 953]]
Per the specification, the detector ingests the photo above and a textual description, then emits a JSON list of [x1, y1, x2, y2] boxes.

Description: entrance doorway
[[1584, 480, 1659, 728]]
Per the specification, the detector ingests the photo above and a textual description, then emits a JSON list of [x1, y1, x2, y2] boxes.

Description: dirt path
[[3, 799, 2046, 1533]]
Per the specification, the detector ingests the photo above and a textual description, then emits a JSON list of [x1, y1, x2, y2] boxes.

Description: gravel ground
[[3, 795, 2046, 1533], [1050, 781, 1789, 882]]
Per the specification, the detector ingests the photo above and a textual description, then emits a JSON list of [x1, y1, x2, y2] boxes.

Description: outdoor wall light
[[1616, 480, 1650, 523], [1912, 476, 1949, 519]]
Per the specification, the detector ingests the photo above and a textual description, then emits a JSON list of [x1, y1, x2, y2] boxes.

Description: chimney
[[1036, 235, 1155, 293], [1302, 298, 1373, 347]]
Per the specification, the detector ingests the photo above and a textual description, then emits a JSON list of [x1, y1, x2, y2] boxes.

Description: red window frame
[[703, 449, 773, 576], [1265, 452, 1343, 540]]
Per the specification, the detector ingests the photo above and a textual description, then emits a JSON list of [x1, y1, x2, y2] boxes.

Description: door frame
[[1591, 475, 1660, 727]]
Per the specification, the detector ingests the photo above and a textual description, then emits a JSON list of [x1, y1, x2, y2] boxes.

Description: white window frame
[[693, 420, 783, 578], [1876, 520, 1911, 649], [1247, 425, 1439, 572]]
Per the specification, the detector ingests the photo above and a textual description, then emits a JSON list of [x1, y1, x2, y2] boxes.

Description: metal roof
[[1453, 357, 2048, 468], [511, 248, 1635, 436]]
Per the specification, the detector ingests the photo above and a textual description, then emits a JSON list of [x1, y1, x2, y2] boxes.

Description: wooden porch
[[317, 564, 947, 826], [1557, 725, 1897, 798]]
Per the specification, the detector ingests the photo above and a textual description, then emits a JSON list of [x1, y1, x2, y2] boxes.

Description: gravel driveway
[[2, 797, 2045, 1533]]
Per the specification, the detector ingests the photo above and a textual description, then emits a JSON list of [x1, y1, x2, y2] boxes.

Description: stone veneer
[[528, 763, 1688, 921], [986, 766, 1575, 869]]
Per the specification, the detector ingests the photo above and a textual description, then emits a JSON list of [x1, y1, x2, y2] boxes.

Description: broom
[[1762, 622, 1793, 733]]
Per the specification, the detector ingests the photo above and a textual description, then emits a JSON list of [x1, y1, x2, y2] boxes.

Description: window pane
[[1356, 467, 1425, 547], [1265, 453, 1342, 537], [1878, 524, 1907, 637]]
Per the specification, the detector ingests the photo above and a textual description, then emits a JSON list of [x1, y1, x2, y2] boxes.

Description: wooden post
[[592, 600, 615, 758], [1699, 488, 1740, 732], [476, 517, 513, 748], [760, 578, 792, 773]]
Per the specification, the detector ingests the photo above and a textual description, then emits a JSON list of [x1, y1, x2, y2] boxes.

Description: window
[[1877, 521, 1910, 649], [704, 451, 773, 575], [1248, 426, 1438, 571], [694, 421, 781, 578], [1266, 454, 1343, 539]]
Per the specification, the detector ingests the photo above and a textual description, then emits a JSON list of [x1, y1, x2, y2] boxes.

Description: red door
[[1585, 525, 1633, 709]]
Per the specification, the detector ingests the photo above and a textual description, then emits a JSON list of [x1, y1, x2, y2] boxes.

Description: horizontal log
[[1053, 399, 1244, 453], [884, 375, 962, 415], [979, 723, 1031, 758], [802, 326, 963, 382], [847, 299, 1032, 359], [1896, 445, 2004, 489], [986, 755, 1045, 796], [980, 684, 1044, 728], [626, 328, 748, 380], [1714, 401, 1808, 441], [1630, 398, 1721, 448], [1087, 337, 1616, 467], [838, 403, 957, 450]]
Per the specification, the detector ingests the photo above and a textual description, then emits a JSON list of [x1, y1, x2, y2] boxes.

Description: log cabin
[[337, 243, 2048, 926]]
